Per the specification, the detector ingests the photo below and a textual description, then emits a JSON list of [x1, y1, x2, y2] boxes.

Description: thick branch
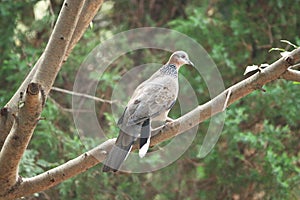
[[1, 0, 104, 150], [151, 48, 300, 145], [0, 83, 44, 194], [1, 0, 104, 152], [0, 56, 42, 151], [0, 0, 102, 198], [32, 0, 85, 93], [4, 139, 114, 200], [0, 0, 83, 151], [4, 48, 300, 199], [0, 0, 86, 197], [64, 0, 104, 60], [281, 68, 300, 82], [3, 0, 103, 144], [0, 108, 14, 150]]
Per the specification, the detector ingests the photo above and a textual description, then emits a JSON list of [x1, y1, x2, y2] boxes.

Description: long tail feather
[[102, 131, 134, 172], [139, 118, 150, 158]]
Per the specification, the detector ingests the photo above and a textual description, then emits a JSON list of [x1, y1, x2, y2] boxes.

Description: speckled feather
[[102, 51, 193, 172]]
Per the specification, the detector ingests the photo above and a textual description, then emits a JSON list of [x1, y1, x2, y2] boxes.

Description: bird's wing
[[125, 78, 178, 126], [104, 72, 178, 172]]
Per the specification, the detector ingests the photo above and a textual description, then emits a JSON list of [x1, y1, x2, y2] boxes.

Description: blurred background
[[0, 0, 299, 199]]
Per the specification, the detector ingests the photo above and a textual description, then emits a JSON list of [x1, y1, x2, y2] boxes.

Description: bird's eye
[[181, 55, 186, 59]]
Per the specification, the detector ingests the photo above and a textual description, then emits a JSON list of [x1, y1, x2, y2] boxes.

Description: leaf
[[269, 47, 285, 52], [196, 166, 206, 179]]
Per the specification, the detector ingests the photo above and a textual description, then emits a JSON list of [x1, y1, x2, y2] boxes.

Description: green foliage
[[0, 0, 50, 106], [19, 149, 57, 177], [1, 0, 300, 199]]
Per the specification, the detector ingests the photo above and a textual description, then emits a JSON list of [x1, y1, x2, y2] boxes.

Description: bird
[[102, 51, 194, 172]]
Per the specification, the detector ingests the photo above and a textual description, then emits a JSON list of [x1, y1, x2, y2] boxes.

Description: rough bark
[[281, 68, 300, 82], [0, 0, 105, 199], [3, 139, 114, 199], [0, 108, 14, 150], [0, 0, 105, 198], [1, 0, 103, 150], [0, 83, 44, 195]]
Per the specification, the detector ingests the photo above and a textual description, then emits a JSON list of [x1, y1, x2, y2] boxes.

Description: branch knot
[[284, 55, 294, 66], [27, 83, 41, 95]]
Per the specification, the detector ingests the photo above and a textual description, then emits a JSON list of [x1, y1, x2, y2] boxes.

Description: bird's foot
[[165, 117, 174, 123]]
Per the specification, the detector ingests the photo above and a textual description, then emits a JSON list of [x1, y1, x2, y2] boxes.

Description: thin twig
[[222, 88, 232, 111], [48, 96, 93, 113], [289, 63, 300, 70], [51, 87, 115, 104]]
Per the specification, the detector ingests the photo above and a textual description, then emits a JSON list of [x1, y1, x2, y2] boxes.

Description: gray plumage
[[102, 51, 194, 172]]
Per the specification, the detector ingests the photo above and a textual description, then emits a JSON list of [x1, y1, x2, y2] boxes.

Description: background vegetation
[[0, 0, 299, 199]]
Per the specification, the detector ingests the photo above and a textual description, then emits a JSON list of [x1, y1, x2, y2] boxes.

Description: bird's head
[[167, 51, 194, 68]]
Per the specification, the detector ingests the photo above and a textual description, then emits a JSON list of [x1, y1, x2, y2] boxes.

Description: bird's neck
[[159, 64, 178, 77]]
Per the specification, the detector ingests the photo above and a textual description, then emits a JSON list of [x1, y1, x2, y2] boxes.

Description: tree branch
[[0, 108, 14, 150], [151, 49, 300, 145], [3, 48, 299, 199], [0, 0, 86, 197], [32, 0, 85, 93], [1, 0, 104, 149], [4, 139, 115, 200], [1, 56, 42, 151], [0, 83, 44, 194], [51, 86, 114, 104], [281, 68, 300, 82], [64, 0, 104, 60]]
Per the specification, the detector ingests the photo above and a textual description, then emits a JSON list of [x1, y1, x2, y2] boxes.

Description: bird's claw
[[165, 117, 174, 123]]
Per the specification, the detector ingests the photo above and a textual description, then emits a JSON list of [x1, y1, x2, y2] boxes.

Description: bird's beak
[[188, 60, 194, 67]]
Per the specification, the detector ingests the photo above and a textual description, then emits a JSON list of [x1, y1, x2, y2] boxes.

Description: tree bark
[[0, 83, 44, 193], [1, 0, 103, 150]]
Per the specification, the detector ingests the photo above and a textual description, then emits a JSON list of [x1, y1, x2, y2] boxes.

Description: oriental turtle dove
[[102, 51, 194, 172]]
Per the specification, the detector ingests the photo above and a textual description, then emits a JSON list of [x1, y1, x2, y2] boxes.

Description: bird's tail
[[102, 131, 134, 172]]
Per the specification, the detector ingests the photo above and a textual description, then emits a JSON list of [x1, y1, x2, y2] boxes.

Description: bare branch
[[222, 88, 232, 111], [64, 0, 104, 60], [150, 48, 300, 145], [0, 0, 87, 196], [4, 139, 115, 200], [281, 68, 300, 82], [0, 83, 44, 194], [3, 48, 300, 199], [0, 0, 103, 149], [1, 1, 104, 149], [2, 0, 104, 144], [51, 86, 115, 104], [32, 0, 86, 93], [0, 108, 14, 150], [48, 96, 93, 113], [5, 56, 42, 113]]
